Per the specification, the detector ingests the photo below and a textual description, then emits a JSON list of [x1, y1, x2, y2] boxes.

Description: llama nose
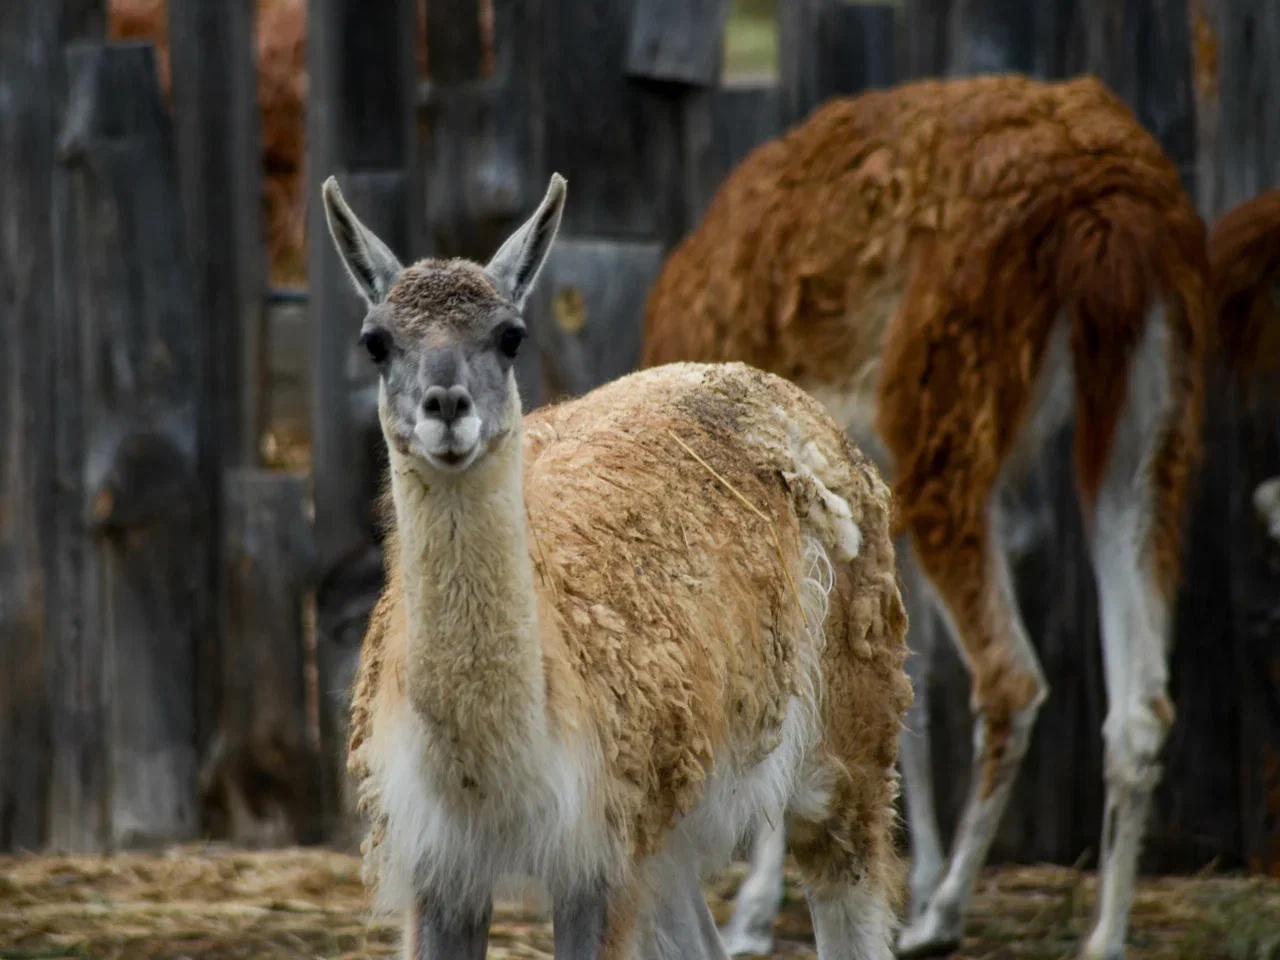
[[422, 385, 473, 425]]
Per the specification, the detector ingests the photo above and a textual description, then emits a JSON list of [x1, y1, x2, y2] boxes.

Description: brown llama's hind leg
[[1078, 304, 1190, 960], [895, 498, 1048, 958]]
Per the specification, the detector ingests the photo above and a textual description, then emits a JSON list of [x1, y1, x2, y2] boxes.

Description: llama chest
[[363, 704, 618, 913]]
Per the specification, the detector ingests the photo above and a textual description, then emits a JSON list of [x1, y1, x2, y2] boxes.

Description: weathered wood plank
[[625, 0, 729, 87], [166, 0, 267, 799], [57, 39, 205, 850], [779, 0, 897, 126], [307, 0, 417, 838], [204, 468, 321, 847], [0, 0, 105, 852], [541, 0, 688, 243], [681, 80, 782, 226], [903, 0, 953, 79], [946, 0, 1035, 75], [528, 238, 665, 400]]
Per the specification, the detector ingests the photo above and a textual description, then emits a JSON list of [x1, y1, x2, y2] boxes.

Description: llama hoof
[[1077, 929, 1125, 960], [907, 865, 943, 921], [719, 925, 774, 957], [895, 906, 962, 958]]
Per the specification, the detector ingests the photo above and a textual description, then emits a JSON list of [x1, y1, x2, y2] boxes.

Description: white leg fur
[[720, 817, 787, 956], [808, 877, 897, 960], [896, 541, 945, 918], [641, 855, 730, 960], [1081, 307, 1176, 960], [897, 504, 1047, 958]]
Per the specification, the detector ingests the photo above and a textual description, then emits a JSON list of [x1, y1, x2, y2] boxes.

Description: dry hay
[[2, 847, 1279, 960]]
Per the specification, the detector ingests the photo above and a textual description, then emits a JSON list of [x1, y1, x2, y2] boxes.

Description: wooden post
[[0, 0, 105, 853], [541, 0, 688, 245], [307, 0, 417, 834], [204, 469, 322, 847], [780, 0, 897, 127], [55, 40, 205, 850], [166, 0, 269, 818], [625, 0, 730, 87], [946, 0, 1035, 74], [903, 0, 953, 78]]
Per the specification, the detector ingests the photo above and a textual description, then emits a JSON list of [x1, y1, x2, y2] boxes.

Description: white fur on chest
[[367, 704, 617, 915]]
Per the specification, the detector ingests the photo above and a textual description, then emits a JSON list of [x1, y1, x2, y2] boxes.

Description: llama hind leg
[[897, 502, 1048, 958], [896, 539, 945, 918], [719, 816, 787, 956], [640, 855, 730, 960], [554, 878, 643, 960], [1079, 311, 1182, 960]]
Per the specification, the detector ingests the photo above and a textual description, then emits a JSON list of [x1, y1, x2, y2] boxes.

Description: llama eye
[[360, 329, 391, 364], [497, 325, 526, 359]]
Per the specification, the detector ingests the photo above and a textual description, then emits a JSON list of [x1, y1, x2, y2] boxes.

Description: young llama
[[644, 74, 1210, 960], [326, 173, 912, 958]]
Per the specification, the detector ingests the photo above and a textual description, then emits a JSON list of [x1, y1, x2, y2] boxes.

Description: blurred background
[[1, 0, 1278, 955]]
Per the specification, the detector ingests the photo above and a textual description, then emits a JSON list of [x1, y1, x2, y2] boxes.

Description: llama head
[[322, 173, 566, 473]]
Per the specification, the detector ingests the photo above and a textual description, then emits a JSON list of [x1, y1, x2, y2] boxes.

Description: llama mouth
[[422, 444, 481, 472]]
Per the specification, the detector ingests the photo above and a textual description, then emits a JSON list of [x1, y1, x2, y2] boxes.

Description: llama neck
[[389, 429, 546, 773]]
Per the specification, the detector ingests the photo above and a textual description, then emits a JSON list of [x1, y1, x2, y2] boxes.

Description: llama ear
[[485, 173, 567, 309], [322, 176, 404, 307]]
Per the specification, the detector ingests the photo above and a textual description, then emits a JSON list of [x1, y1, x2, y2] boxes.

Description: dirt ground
[[2, 846, 1278, 960]]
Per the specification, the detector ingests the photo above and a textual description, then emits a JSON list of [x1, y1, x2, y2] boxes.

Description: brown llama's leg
[[895, 499, 1048, 958], [554, 877, 644, 960], [1079, 304, 1189, 960]]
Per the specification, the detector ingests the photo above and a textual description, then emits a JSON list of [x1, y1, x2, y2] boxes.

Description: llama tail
[[1054, 189, 1210, 596]]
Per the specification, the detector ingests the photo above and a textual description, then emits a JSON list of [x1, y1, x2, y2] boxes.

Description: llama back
[[643, 74, 1209, 587]]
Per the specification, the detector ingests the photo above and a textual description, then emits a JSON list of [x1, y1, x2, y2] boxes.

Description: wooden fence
[[1, 0, 1277, 874]]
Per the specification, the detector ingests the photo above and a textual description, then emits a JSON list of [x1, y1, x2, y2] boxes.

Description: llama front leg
[[555, 879, 642, 960], [405, 893, 492, 960], [719, 815, 787, 955]]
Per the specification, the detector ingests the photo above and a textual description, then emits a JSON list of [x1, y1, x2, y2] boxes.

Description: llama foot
[[1077, 926, 1125, 960], [719, 922, 774, 957], [895, 901, 962, 958]]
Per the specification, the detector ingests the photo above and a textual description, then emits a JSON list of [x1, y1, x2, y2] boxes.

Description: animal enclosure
[[1, 0, 1279, 902]]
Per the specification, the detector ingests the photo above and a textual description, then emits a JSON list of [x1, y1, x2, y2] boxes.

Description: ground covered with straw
[[2, 846, 1278, 960]]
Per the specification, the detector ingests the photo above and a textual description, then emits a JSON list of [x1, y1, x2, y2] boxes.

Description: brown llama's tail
[[1055, 189, 1210, 592], [1209, 189, 1280, 387]]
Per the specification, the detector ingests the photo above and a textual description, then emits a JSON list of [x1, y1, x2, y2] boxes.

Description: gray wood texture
[[528, 238, 665, 400], [625, 0, 730, 87], [56, 40, 205, 850], [306, 0, 417, 835], [207, 468, 322, 847], [681, 81, 782, 225], [541, 0, 689, 243], [780, 0, 897, 126], [167, 0, 267, 792], [0, 0, 106, 854]]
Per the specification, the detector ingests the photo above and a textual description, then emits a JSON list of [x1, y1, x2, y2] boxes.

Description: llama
[[643, 74, 1210, 960], [1209, 190, 1280, 546], [325, 172, 913, 958]]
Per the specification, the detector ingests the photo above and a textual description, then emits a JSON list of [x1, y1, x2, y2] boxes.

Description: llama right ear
[[485, 173, 567, 309], [322, 176, 404, 306]]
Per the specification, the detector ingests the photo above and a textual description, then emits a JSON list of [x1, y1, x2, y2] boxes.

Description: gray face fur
[[322, 174, 566, 473]]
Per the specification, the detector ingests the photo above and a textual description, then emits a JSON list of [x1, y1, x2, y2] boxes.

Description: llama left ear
[[485, 174, 566, 309], [322, 175, 404, 307]]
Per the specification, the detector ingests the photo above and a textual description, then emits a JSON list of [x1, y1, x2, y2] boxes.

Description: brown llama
[[643, 74, 1210, 960], [1208, 189, 1280, 541], [327, 174, 912, 959]]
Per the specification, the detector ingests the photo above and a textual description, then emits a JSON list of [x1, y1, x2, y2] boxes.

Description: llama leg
[[641, 856, 730, 960], [807, 879, 897, 960], [720, 816, 787, 956], [1079, 314, 1182, 960], [405, 894, 492, 960], [897, 503, 1047, 958], [896, 539, 944, 918], [554, 879, 643, 960]]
